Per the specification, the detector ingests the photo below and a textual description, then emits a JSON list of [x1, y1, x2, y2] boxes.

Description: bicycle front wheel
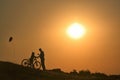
[[33, 61, 41, 69], [21, 59, 29, 67]]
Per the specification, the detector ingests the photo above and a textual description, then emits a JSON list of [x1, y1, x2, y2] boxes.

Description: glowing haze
[[0, 0, 120, 75]]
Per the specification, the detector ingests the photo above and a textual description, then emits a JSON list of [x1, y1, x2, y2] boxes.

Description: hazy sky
[[0, 0, 120, 74]]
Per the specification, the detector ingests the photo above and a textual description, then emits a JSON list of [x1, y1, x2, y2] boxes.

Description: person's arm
[[35, 53, 40, 58]]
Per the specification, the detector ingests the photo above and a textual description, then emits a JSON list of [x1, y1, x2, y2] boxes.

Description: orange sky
[[0, 0, 120, 75]]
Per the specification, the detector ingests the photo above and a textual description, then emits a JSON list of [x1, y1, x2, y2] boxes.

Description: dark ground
[[0, 61, 120, 80]]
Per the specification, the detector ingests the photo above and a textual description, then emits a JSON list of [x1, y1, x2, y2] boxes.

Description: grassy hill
[[0, 61, 120, 80], [0, 61, 69, 80]]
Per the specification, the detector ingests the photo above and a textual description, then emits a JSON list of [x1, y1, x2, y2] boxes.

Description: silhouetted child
[[30, 52, 35, 67], [39, 48, 46, 71]]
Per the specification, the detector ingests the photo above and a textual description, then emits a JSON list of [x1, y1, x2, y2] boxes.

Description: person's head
[[32, 52, 35, 55], [39, 48, 42, 51]]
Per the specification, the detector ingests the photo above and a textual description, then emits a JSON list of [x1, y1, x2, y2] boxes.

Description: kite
[[9, 36, 13, 42]]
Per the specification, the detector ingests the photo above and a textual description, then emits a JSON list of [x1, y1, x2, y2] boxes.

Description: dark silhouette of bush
[[78, 70, 91, 76], [70, 69, 78, 75], [91, 72, 108, 78], [108, 75, 120, 80]]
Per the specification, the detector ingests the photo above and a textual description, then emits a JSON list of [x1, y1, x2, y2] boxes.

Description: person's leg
[[42, 61, 46, 70], [30, 58, 34, 68], [41, 60, 46, 70]]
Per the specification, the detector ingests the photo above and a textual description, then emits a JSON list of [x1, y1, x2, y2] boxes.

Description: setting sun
[[66, 23, 86, 39]]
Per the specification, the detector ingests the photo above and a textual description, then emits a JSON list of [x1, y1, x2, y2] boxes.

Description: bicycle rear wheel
[[21, 59, 29, 67], [33, 61, 41, 69]]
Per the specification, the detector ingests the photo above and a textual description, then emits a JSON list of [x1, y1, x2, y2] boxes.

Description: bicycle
[[21, 57, 41, 69]]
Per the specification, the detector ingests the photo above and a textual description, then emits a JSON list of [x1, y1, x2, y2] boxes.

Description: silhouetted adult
[[39, 48, 46, 71]]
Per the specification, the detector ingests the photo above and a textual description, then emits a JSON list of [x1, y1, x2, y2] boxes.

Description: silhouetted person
[[39, 48, 46, 71], [30, 52, 35, 67]]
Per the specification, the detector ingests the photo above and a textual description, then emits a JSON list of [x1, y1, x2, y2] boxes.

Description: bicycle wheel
[[21, 59, 29, 67], [33, 61, 41, 69]]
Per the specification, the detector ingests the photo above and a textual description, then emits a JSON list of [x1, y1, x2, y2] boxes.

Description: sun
[[66, 23, 86, 39]]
